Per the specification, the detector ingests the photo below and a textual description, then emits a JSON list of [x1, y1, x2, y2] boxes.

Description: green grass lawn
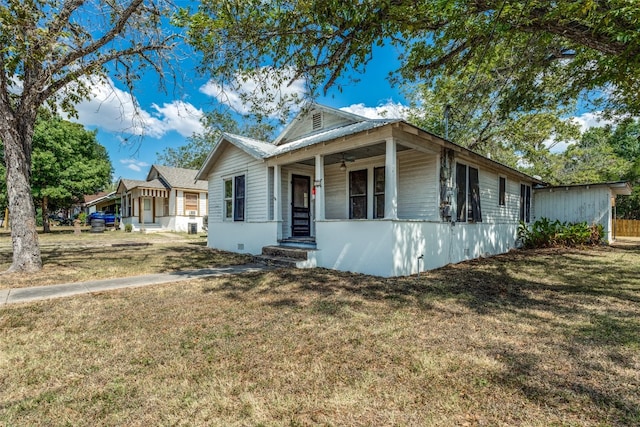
[[1, 239, 639, 425]]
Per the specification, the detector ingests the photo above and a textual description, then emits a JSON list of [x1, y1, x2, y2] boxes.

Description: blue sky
[[72, 41, 604, 183], [72, 43, 411, 182]]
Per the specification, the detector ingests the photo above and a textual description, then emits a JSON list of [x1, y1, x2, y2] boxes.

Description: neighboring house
[[534, 182, 632, 242], [83, 191, 119, 216], [196, 104, 548, 277], [116, 165, 208, 233]]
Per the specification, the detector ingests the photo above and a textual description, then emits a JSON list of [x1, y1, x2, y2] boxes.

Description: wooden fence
[[615, 219, 640, 237]]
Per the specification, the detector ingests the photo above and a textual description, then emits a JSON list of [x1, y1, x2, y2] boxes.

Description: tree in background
[[405, 75, 580, 171], [157, 110, 276, 170], [0, 0, 176, 272], [180, 0, 640, 117], [31, 113, 113, 232]]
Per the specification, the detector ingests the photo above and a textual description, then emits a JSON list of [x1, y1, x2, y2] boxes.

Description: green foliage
[[518, 218, 605, 249], [77, 212, 87, 224], [30, 112, 113, 212], [180, 0, 640, 119], [405, 78, 580, 169], [124, 223, 133, 233]]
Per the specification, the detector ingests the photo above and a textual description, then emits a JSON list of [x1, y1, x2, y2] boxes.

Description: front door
[[291, 175, 311, 237]]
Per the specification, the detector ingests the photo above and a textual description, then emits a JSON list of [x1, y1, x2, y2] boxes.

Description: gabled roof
[[273, 119, 398, 156], [117, 178, 166, 193], [273, 103, 374, 146], [196, 102, 545, 185], [148, 165, 208, 191], [195, 132, 278, 180]]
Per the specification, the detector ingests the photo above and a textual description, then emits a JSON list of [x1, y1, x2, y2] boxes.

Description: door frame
[[291, 174, 311, 237]]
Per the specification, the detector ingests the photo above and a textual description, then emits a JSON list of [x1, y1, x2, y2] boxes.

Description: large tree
[[30, 113, 112, 232], [180, 0, 640, 116], [0, 0, 176, 272]]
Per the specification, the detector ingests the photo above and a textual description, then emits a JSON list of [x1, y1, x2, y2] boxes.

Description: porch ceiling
[[297, 142, 412, 166]]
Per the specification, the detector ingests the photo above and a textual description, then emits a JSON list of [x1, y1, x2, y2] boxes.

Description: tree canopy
[[180, 0, 640, 118], [31, 113, 113, 230], [0, 0, 177, 272]]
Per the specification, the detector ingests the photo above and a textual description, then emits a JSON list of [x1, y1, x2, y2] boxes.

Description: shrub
[[124, 223, 133, 232], [518, 218, 605, 249]]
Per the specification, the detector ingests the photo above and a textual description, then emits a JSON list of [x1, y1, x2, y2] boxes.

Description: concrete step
[[261, 245, 310, 260], [253, 255, 301, 268]]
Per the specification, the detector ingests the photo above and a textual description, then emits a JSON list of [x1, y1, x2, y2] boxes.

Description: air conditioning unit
[[187, 210, 197, 216]]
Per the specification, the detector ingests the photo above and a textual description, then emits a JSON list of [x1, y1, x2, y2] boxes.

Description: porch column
[[274, 164, 283, 240], [314, 154, 325, 221], [385, 137, 398, 219]]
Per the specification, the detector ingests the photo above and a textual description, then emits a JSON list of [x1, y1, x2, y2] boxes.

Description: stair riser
[[262, 246, 308, 260]]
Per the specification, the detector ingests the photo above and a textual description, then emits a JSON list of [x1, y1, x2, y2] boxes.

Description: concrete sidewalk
[[0, 264, 269, 306]]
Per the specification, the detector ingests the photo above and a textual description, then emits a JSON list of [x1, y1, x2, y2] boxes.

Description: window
[[185, 192, 198, 215], [163, 197, 169, 216], [499, 177, 506, 206], [456, 163, 482, 222], [374, 166, 385, 218], [234, 175, 245, 221], [224, 179, 233, 219], [349, 169, 367, 219], [144, 199, 151, 211], [223, 175, 245, 221], [520, 184, 531, 223]]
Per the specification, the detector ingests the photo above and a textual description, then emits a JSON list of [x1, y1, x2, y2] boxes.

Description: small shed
[[533, 181, 633, 242]]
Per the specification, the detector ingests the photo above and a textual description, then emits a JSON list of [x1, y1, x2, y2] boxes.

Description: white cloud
[[545, 111, 614, 153], [340, 101, 409, 120], [68, 76, 204, 139], [199, 67, 306, 117], [120, 158, 149, 173]]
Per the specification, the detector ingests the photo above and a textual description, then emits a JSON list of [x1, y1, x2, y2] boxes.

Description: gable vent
[[312, 112, 322, 130]]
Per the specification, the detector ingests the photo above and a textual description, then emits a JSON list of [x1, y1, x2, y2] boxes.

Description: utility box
[[188, 222, 197, 234]]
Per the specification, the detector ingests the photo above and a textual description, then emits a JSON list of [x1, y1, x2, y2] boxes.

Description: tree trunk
[[42, 196, 50, 233], [3, 126, 42, 273]]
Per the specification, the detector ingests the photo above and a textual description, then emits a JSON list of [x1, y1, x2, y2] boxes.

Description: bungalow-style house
[[116, 165, 208, 233], [83, 191, 119, 216], [534, 181, 632, 241], [196, 104, 547, 277]]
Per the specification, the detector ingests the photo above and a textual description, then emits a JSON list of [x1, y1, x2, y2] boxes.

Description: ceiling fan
[[339, 153, 355, 171]]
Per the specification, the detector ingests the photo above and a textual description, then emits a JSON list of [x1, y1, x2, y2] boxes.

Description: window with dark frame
[[520, 184, 531, 223], [374, 166, 385, 218], [456, 163, 483, 222], [234, 175, 245, 221], [499, 177, 506, 206], [349, 169, 367, 219]]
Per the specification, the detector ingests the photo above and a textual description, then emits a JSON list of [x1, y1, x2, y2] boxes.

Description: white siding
[[207, 144, 269, 223], [397, 150, 438, 220], [478, 171, 520, 223], [325, 163, 348, 219], [533, 186, 613, 240]]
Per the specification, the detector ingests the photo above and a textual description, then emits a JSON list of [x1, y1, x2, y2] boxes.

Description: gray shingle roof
[[150, 165, 208, 191]]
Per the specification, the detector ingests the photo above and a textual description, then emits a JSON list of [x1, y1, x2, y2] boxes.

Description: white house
[[196, 104, 546, 277], [116, 165, 208, 233], [534, 182, 632, 242]]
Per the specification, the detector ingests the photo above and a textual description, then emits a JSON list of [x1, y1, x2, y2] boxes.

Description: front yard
[[1, 238, 639, 425]]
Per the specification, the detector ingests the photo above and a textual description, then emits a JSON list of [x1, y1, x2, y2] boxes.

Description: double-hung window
[[499, 177, 506, 206], [456, 163, 482, 222], [520, 184, 531, 223], [373, 166, 385, 218], [223, 175, 245, 221], [349, 169, 367, 219]]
